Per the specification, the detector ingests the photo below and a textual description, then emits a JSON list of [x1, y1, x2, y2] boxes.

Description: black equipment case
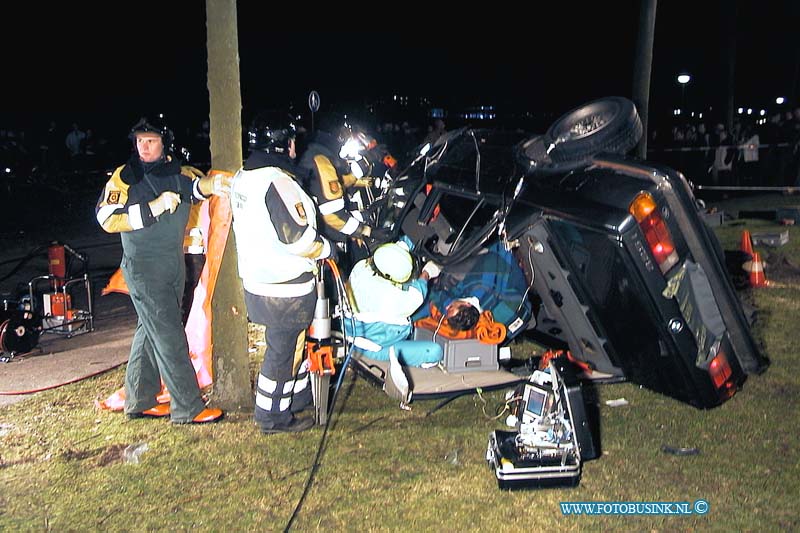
[[486, 356, 598, 489]]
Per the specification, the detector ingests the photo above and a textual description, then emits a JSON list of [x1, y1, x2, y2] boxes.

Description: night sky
[[3, 1, 799, 137]]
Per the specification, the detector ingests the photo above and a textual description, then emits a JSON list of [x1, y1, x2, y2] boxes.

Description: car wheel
[[545, 96, 643, 165]]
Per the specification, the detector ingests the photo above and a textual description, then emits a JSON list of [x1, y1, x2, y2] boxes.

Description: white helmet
[[372, 242, 414, 283]]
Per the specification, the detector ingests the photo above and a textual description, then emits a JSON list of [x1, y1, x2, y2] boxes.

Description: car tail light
[[708, 350, 736, 399], [629, 192, 679, 274]]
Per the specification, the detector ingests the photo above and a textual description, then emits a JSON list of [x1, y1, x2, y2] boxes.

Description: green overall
[[121, 201, 206, 422]]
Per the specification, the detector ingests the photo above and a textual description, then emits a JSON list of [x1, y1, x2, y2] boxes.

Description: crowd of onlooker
[[1, 120, 119, 186], [0, 116, 440, 188], [0, 119, 211, 185], [647, 107, 800, 190], [4, 106, 800, 196]]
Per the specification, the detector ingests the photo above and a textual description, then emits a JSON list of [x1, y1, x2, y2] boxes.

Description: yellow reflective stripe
[[292, 330, 306, 374], [97, 166, 135, 233], [314, 155, 344, 201]]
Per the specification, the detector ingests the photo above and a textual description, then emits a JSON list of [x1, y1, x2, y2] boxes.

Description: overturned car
[[356, 96, 768, 409]]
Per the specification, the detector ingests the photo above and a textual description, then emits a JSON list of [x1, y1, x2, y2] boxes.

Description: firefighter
[[231, 111, 333, 434], [298, 112, 391, 265], [95, 116, 227, 424]]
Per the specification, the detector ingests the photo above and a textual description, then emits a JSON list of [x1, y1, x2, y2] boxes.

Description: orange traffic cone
[[740, 230, 754, 256], [749, 251, 769, 288]]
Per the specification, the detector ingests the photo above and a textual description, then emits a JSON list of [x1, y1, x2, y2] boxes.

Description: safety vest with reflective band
[[299, 139, 372, 240], [230, 165, 330, 297]]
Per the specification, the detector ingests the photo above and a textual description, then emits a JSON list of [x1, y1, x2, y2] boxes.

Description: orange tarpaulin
[[100, 267, 128, 296], [413, 303, 506, 345], [96, 171, 233, 411]]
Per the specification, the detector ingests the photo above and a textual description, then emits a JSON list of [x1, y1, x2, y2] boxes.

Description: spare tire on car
[[518, 96, 643, 174]]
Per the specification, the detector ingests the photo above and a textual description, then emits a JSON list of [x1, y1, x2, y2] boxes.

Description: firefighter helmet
[[129, 115, 175, 153], [248, 111, 297, 154], [315, 111, 352, 144]]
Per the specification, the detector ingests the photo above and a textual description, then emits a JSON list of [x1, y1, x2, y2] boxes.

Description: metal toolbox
[[751, 229, 789, 247], [413, 326, 498, 373], [486, 356, 597, 489]]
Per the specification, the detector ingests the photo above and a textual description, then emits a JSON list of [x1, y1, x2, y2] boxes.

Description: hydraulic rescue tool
[[306, 260, 337, 425]]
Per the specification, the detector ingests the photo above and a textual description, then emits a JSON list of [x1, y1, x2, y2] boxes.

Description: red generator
[[30, 243, 93, 337]]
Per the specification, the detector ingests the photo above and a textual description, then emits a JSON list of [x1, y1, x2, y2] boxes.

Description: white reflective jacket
[[230, 165, 330, 297]]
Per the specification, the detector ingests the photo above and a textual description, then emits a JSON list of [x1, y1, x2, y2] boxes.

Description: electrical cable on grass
[[474, 387, 523, 421], [0, 361, 126, 395], [284, 258, 357, 532]]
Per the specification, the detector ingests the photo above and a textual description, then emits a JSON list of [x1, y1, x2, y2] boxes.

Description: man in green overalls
[[96, 116, 227, 424]]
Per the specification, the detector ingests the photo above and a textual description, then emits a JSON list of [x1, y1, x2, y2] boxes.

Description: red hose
[[0, 361, 125, 395]]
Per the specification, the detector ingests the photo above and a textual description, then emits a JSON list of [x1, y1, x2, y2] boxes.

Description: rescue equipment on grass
[[306, 259, 337, 425]]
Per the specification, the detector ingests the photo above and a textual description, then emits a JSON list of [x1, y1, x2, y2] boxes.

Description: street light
[[677, 73, 691, 114]]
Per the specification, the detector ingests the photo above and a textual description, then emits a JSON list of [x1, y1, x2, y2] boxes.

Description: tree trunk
[[206, 0, 252, 411], [632, 0, 657, 159]]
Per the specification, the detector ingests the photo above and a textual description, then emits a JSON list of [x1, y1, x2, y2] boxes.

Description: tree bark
[[632, 0, 657, 159], [206, 0, 252, 411]]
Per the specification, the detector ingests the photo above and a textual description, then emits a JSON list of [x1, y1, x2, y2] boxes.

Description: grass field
[[1, 193, 798, 531]]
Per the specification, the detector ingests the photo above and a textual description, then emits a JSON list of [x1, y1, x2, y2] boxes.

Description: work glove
[[421, 260, 442, 279], [212, 173, 232, 195], [181, 165, 205, 180], [149, 191, 181, 217], [198, 172, 232, 197]]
